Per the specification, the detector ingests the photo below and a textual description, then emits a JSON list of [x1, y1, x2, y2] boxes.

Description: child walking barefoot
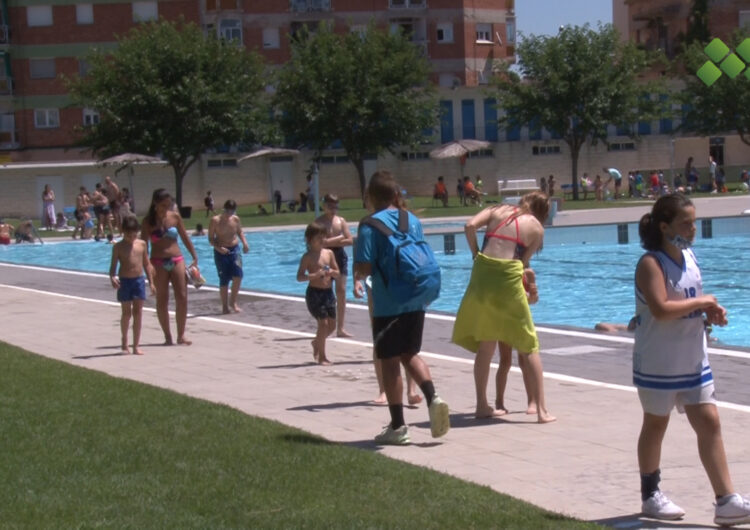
[[297, 222, 339, 365], [634, 194, 750, 524], [109, 216, 155, 355]]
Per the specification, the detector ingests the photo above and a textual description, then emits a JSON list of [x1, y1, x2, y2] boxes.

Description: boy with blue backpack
[[353, 170, 450, 445]]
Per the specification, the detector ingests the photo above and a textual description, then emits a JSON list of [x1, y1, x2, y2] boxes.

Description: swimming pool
[[2, 218, 749, 347]]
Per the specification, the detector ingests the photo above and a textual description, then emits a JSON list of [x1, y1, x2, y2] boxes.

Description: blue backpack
[[361, 209, 441, 307]]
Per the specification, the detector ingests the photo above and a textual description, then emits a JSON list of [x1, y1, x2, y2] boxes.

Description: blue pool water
[[2, 221, 750, 347]]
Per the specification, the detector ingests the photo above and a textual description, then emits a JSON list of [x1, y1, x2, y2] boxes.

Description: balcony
[[0, 129, 20, 150], [290, 0, 331, 12], [389, 0, 426, 9], [0, 77, 12, 96]]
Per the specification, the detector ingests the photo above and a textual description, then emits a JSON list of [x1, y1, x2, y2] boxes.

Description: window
[[79, 59, 91, 77], [27, 6, 53, 27], [219, 19, 242, 43], [436, 23, 453, 43], [83, 108, 99, 126], [607, 142, 636, 151], [76, 4, 93, 24], [399, 151, 430, 161], [206, 158, 238, 168], [34, 108, 59, 128], [132, 1, 157, 23], [262, 27, 279, 49], [30, 58, 55, 79], [350, 24, 367, 38], [531, 145, 561, 155], [505, 17, 516, 44], [476, 23, 492, 43]]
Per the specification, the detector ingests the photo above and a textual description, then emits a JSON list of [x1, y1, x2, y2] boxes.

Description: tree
[[678, 30, 750, 148], [274, 23, 437, 198], [491, 24, 659, 200], [68, 18, 273, 207]]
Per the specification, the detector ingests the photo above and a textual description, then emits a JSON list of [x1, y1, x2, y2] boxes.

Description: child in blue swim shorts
[[109, 216, 155, 355]]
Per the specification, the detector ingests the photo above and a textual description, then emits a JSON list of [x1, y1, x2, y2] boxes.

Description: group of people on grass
[[105, 172, 750, 525], [434, 175, 484, 207]]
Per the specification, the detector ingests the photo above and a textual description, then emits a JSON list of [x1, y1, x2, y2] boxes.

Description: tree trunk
[[568, 142, 582, 201], [351, 156, 366, 206], [173, 165, 186, 208]]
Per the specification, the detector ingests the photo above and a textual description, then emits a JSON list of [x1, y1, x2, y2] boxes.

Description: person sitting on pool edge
[[0, 219, 13, 245]]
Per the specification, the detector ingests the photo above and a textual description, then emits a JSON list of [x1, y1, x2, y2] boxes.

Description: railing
[[290, 0, 331, 12]]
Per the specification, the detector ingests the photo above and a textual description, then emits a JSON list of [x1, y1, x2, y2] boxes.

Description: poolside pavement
[[3, 194, 750, 528]]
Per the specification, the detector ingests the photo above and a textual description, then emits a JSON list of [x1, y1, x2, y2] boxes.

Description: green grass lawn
[[0, 341, 599, 528]]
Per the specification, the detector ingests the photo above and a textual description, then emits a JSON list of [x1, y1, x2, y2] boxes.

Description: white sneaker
[[642, 491, 685, 520], [715, 493, 750, 526], [374, 425, 410, 445], [428, 396, 450, 438]]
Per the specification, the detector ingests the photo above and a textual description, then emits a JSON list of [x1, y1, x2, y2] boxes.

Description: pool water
[[2, 227, 749, 347]]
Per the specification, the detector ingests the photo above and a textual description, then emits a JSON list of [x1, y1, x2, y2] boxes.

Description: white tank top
[[632, 248, 712, 390]]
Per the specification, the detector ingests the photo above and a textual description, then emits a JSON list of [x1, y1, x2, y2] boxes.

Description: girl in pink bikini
[[452, 191, 555, 423], [141, 188, 198, 345]]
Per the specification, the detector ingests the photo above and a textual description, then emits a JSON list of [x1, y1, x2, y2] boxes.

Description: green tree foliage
[[678, 30, 750, 147], [491, 24, 659, 199], [274, 23, 437, 198], [67, 18, 273, 207]]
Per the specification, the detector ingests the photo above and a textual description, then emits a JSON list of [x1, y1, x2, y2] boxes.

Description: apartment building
[[0, 1, 524, 217], [612, 0, 750, 175]]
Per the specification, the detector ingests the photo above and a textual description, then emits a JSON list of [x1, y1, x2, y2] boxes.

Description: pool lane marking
[[4, 282, 750, 415], [1, 262, 746, 358]]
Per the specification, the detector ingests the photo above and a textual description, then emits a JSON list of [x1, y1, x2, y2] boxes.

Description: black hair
[[638, 193, 693, 251], [145, 188, 171, 227], [224, 199, 237, 211]]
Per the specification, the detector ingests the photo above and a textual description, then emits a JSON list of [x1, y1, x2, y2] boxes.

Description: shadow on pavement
[[594, 514, 715, 529], [287, 400, 376, 412]]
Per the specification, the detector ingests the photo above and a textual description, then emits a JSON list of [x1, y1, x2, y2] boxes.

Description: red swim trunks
[[0, 235, 10, 245]]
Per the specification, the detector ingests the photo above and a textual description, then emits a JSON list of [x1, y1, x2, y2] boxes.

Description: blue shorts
[[117, 276, 146, 302], [305, 286, 336, 320], [214, 245, 243, 286]]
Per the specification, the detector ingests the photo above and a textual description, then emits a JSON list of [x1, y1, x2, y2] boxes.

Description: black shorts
[[372, 310, 425, 359], [305, 286, 336, 320], [328, 247, 348, 276]]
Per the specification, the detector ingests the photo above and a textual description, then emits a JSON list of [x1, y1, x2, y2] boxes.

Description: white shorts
[[637, 383, 716, 416]]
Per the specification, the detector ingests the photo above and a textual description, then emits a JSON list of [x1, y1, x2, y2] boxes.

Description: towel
[[452, 253, 539, 354]]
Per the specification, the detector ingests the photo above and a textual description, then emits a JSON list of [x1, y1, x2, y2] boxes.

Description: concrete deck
[[3, 194, 750, 528]]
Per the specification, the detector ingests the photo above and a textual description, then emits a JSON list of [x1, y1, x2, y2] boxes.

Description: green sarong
[[451, 253, 539, 354]]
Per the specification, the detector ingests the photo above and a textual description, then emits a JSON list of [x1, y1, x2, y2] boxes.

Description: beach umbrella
[[238, 147, 304, 214], [429, 139, 491, 177], [98, 153, 164, 212]]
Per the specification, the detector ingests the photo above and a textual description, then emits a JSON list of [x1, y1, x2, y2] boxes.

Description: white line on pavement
[[4, 282, 750, 415]]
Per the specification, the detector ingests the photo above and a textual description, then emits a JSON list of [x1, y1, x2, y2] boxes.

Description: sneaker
[[642, 491, 685, 520], [428, 396, 450, 438], [374, 425, 410, 445], [715, 493, 750, 526]]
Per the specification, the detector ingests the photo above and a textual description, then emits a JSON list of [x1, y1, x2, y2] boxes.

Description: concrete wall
[[4, 132, 750, 219]]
